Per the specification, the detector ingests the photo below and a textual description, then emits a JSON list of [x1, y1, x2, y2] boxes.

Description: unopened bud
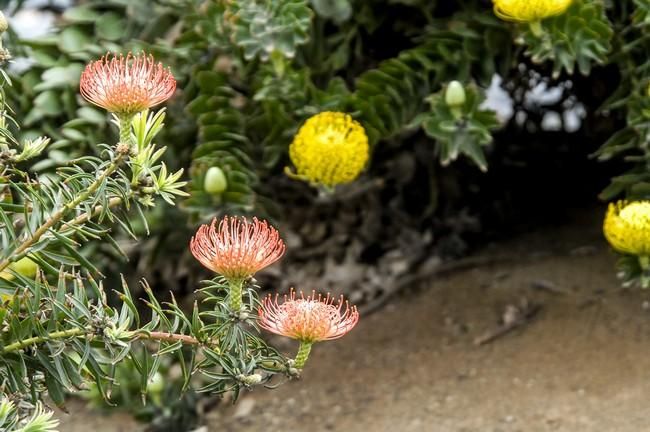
[[445, 81, 466, 108], [0, 13, 8, 34], [239, 373, 262, 385], [204, 166, 228, 194], [116, 142, 130, 155], [10, 257, 38, 278]]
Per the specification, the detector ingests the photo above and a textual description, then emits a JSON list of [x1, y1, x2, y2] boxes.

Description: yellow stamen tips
[[604, 201, 650, 256], [289, 112, 369, 188], [492, 0, 573, 23]]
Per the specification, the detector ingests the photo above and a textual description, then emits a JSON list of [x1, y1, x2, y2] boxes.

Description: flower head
[[258, 290, 359, 343], [604, 200, 650, 256], [190, 216, 285, 281], [289, 112, 369, 188], [80, 52, 176, 116], [493, 0, 572, 22]]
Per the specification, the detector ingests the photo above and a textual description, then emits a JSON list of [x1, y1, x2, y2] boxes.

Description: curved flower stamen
[[80, 52, 176, 116], [190, 216, 286, 281], [259, 289, 359, 342], [258, 289, 359, 368]]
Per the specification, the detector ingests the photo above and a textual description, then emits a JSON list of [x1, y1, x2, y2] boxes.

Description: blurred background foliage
[[2, 0, 644, 306], [2, 0, 648, 428]]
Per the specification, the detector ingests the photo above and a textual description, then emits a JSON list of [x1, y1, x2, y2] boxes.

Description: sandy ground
[[58, 210, 650, 431]]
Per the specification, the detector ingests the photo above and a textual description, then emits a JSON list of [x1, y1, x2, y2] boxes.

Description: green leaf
[[33, 91, 61, 116], [311, 0, 352, 23], [35, 64, 84, 91], [96, 13, 127, 41], [63, 5, 101, 23], [58, 27, 90, 53]]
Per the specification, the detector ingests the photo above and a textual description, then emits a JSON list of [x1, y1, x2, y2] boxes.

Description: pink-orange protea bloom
[[80, 52, 176, 116], [258, 290, 359, 343], [190, 216, 286, 281]]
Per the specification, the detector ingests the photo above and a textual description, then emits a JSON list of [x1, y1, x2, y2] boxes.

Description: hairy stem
[[59, 196, 125, 234], [1, 327, 93, 354], [139, 331, 201, 346], [0, 154, 126, 273], [1, 327, 207, 355], [228, 279, 244, 311], [293, 341, 312, 369], [119, 115, 133, 147]]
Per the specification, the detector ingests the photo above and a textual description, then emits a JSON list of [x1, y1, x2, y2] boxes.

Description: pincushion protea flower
[[288, 112, 369, 189], [258, 290, 359, 369], [492, 0, 572, 23], [80, 52, 176, 117], [604, 201, 650, 258], [190, 216, 285, 310]]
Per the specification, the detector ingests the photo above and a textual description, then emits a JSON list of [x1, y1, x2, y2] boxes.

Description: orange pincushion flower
[[190, 216, 286, 281], [80, 52, 176, 116], [258, 290, 359, 343]]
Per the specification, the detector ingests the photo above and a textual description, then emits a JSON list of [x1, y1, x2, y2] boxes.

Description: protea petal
[[190, 216, 286, 280], [80, 52, 176, 116], [258, 289, 359, 343]]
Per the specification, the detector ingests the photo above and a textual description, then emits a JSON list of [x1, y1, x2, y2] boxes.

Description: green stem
[[640, 255, 650, 270], [0, 153, 126, 273], [529, 20, 543, 38], [139, 331, 201, 346], [293, 341, 312, 369], [2, 327, 93, 354], [1, 327, 211, 354], [59, 196, 125, 235], [228, 279, 244, 311], [118, 115, 134, 148]]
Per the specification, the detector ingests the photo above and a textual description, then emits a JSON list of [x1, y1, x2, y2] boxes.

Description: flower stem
[[529, 20, 543, 37], [228, 279, 244, 311], [640, 255, 650, 270], [450, 106, 463, 120], [294, 341, 312, 369], [118, 115, 134, 148], [0, 153, 126, 273]]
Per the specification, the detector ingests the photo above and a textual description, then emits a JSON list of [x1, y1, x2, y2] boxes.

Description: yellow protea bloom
[[289, 112, 369, 188], [603, 201, 650, 256], [493, 0, 572, 22]]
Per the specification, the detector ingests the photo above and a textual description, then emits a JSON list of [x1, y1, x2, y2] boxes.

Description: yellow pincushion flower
[[493, 0, 572, 23], [289, 112, 369, 188], [604, 201, 650, 256]]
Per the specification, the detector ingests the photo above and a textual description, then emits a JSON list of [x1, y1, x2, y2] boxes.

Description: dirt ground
[[57, 209, 650, 431]]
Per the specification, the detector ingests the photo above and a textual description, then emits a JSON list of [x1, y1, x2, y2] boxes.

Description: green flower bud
[[445, 81, 466, 108], [0, 13, 8, 34], [147, 372, 165, 394], [12, 257, 38, 278], [240, 373, 262, 386], [204, 166, 228, 194], [0, 257, 38, 281]]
